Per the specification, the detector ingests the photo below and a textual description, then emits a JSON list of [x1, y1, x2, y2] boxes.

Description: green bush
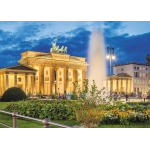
[[5, 100, 81, 120], [0, 87, 27, 102]]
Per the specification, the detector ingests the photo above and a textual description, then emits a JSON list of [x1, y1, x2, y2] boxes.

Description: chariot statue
[[50, 37, 68, 54]]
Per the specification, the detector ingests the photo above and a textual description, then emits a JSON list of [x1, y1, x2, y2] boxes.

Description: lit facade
[[105, 73, 132, 94], [113, 63, 149, 94], [0, 44, 88, 96]]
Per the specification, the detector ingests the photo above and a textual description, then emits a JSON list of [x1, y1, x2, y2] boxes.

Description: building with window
[[113, 62, 149, 94]]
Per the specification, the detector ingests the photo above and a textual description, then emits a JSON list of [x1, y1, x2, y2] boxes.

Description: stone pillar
[[81, 70, 86, 92], [106, 80, 108, 92], [25, 74, 27, 93], [49, 67, 52, 95], [14, 73, 17, 87], [39, 66, 44, 94], [73, 69, 77, 91], [6, 74, 9, 90], [121, 79, 123, 93], [50, 67, 55, 94], [64, 68, 67, 94], [126, 79, 128, 93], [33, 74, 36, 95], [0, 75, 1, 96], [116, 79, 118, 92]]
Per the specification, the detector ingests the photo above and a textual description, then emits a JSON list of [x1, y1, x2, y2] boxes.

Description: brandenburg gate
[[0, 40, 88, 96]]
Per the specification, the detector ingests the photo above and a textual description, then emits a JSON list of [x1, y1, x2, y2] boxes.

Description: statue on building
[[50, 37, 67, 54]]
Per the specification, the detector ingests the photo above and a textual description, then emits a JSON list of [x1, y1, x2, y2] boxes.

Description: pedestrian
[[125, 93, 128, 102], [143, 94, 146, 102]]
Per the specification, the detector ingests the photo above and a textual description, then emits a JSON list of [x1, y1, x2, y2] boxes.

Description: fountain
[[88, 30, 107, 90]]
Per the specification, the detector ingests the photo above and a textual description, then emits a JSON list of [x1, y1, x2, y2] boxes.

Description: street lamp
[[106, 44, 115, 75], [106, 44, 115, 93]]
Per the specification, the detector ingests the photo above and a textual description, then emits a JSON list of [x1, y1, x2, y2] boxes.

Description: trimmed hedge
[[1, 87, 27, 102]]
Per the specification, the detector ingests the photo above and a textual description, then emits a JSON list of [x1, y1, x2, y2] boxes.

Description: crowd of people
[[113, 91, 150, 102]]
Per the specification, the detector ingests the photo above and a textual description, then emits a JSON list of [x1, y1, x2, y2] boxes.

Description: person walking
[[125, 93, 128, 102]]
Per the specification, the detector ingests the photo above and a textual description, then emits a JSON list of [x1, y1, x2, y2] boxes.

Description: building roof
[[114, 62, 150, 67], [107, 73, 132, 78], [0, 64, 37, 72]]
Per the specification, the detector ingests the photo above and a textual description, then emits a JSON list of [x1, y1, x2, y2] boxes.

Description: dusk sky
[[0, 21, 150, 72]]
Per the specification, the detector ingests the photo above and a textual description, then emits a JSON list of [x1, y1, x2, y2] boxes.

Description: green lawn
[[0, 102, 12, 109], [0, 113, 79, 128]]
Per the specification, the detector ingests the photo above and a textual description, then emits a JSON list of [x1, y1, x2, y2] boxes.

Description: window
[[137, 67, 139, 70], [143, 73, 145, 77], [134, 87, 136, 92], [134, 66, 136, 69], [18, 77, 21, 82], [134, 72, 139, 77], [134, 79, 136, 84], [140, 67, 142, 70], [121, 68, 123, 71], [140, 73, 142, 77], [146, 68, 147, 70]]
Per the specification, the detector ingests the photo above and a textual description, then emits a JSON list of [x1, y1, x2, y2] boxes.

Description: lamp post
[[106, 44, 116, 93], [106, 44, 115, 75]]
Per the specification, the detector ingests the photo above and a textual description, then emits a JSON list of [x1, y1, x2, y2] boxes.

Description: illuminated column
[[55, 68, 59, 94], [3, 74, 5, 92], [33, 74, 35, 94], [64, 68, 67, 94], [14, 73, 17, 87], [81, 70, 86, 91], [129, 80, 131, 93], [111, 78, 113, 92], [49, 67, 52, 95], [39, 66, 44, 94], [126, 79, 128, 93], [73, 69, 77, 91], [106, 80, 108, 92], [0, 75, 1, 96], [6, 73, 9, 90], [25, 74, 30, 95], [120, 79, 123, 92], [31, 75, 35, 95], [116, 79, 118, 92], [50, 67, 55, 94]]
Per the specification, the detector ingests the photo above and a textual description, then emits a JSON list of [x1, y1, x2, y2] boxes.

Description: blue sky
[[0, 21, 150, 71]]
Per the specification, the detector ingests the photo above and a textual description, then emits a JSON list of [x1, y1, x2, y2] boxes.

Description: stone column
[[126, 79, 128, 93], [14, 73, 17, 87], [33, 74, 35, 94], [121, 79, 123, 93], [116, 79, 118, 92], [49, 67, 52, 95], [73, 69, 77, 91], [39, 66, 44, 94], [63, 68, 67, 94], [81, 70, 85, 92], [0, 75, 1, 96], [106, 80, 108, 92], [50, 67, 55, 94], [6, 74, 9, 90]]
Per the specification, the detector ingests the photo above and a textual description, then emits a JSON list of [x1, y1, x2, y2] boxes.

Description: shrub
[[1, 87, 27, 102], [5, 100, 80, 120]]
